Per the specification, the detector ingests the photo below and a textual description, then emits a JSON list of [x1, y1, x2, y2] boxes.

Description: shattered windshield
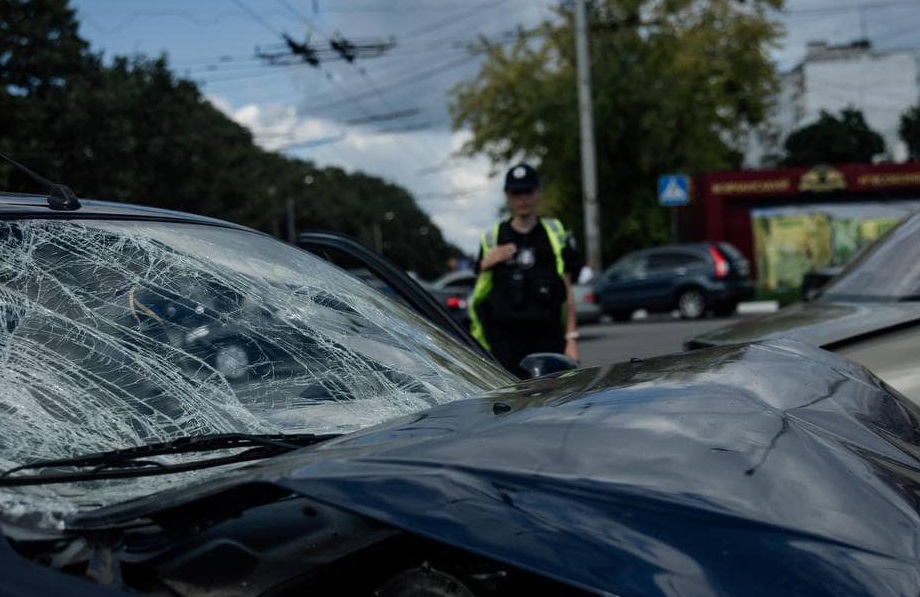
[[0, 218, 512, 523]]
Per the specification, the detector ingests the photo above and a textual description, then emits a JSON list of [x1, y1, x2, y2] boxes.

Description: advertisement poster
[[751, 202, 919, 290]]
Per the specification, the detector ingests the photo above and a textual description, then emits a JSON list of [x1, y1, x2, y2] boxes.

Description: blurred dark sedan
[[686, 207, 920, 405], [425, 270, 477, 326]]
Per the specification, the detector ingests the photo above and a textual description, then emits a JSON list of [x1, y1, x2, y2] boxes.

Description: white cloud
[[215, 98, 504, 254]]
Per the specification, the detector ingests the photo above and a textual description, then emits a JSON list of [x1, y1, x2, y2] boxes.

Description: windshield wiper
[[0, 432, 338, 487]]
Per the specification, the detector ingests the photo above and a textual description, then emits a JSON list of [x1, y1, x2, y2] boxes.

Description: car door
[[596, 251, 652, 310], [641, 251, 694, 309], [295, 230, 487, 357]]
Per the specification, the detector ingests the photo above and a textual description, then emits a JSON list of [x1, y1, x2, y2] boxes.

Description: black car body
[[5, 332, 920, 596], [5, 188, 920, 596], [593, 242, 754, 321], [686, 208, 920, 405]]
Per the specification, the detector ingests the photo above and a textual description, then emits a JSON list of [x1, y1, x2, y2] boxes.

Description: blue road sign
[[658, 174, 690, 207]]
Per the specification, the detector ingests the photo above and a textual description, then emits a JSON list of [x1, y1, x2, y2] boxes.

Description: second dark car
[[685, 206, 920, 406], [593, 242, 754, 321]]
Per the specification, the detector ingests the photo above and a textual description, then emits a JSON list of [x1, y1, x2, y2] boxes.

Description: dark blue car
[[594, 242, 754, 321]]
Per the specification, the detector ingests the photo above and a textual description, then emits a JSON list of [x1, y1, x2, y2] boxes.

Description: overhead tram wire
[[221, 0, 535, 210], [273, 0, 538, 161], [223, 0, 452, 202], [272, 0, 470, 194], [227, 0, 284, 36], [296, 53, 478, 118], [78, 8, 290, 34], [395, 0, 510, 42], [782, 0, 920, 19]]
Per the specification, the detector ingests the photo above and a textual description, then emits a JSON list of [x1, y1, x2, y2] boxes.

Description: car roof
[[625, 243, 711, 255], [0, 191, 252, 232], [431, 269, 477, 287]]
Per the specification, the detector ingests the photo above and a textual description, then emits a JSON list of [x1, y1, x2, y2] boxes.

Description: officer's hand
[[481, 243, 517, 270], [564, 338, 580, 364]]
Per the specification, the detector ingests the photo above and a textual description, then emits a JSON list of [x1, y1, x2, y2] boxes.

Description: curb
[[737, 300, 779, 314]]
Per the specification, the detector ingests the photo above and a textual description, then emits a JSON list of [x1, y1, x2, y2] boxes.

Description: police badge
[[517, 246, 535, 270]]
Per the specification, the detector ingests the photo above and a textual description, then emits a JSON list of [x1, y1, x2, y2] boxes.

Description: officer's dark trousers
[[488, 320, 565, 378]]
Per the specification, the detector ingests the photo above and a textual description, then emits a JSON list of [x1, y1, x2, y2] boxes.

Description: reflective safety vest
[[469, 217, 569, 351]]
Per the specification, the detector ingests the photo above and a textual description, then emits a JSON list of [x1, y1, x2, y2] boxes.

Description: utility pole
[[575, 0, 602, 275]]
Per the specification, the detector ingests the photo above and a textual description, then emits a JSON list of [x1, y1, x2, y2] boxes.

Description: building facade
[[687, 162, 920, 290], [750, 40, 919, 166]]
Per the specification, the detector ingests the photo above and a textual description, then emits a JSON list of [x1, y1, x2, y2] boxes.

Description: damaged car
[[3, 169, 920, 596]]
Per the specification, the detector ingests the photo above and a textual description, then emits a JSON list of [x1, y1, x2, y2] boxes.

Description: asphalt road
[[578, 313, 748, 367]]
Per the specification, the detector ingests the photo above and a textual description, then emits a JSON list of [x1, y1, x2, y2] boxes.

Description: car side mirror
[[519, 352, 579, 378]]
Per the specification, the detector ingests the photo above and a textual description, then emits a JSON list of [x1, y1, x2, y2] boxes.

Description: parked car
[[572, 282, 602, 324], [425, 269, 477, 326], [430, 269, 478, 293], [423, 269, 602, 326], [593, 242, 754, 321], [295, 230, 482, 344], [686, 208, 920, 406], [7, 166, 920, 596]]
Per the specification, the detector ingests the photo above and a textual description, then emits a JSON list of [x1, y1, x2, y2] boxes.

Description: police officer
[[469, 163, 580, 377]]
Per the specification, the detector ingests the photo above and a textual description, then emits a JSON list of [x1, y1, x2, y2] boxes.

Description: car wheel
[[677, 289, 706, 319]]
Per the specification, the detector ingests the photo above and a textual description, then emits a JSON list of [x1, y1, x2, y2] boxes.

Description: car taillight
[[446, 296, 467, 309], [707, 246, 729, 278], [582, 292, 596, 303]]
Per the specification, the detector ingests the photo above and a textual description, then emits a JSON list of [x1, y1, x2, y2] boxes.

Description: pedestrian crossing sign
[[658, 174, 690, 206]]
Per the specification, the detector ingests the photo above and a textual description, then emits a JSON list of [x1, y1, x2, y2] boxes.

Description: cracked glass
[[0, 218, 513, 525]]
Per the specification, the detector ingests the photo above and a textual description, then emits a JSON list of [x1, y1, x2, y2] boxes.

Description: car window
[[645, 253, 674, 272], [717, 242, 746, 262], [0, 218, 514, 517], [647, 252, 705, 271], [676, 253, 708, 268], [606, 254, 647, 278]]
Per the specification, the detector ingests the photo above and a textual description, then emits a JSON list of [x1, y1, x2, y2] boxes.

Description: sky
[[69, 0, 920, 256]]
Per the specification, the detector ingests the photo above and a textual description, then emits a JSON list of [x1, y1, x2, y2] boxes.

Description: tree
[[449, 0, 784, 262], [0, 0, 463, 277], [900, 105, 920, 161], [0, 0, 98, 184], [783, 108, 886, 166]]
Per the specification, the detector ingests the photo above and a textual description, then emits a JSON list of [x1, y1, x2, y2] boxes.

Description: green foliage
[[449, 0, 784, 264], [0, 0, 460, 279], [900, 105, 920, 161], [783, 108, 886, 166]]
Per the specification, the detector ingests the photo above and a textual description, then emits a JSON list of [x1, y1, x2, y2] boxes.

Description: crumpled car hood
[[687, 299, 920, 349], [80, 339, 920, 596]]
